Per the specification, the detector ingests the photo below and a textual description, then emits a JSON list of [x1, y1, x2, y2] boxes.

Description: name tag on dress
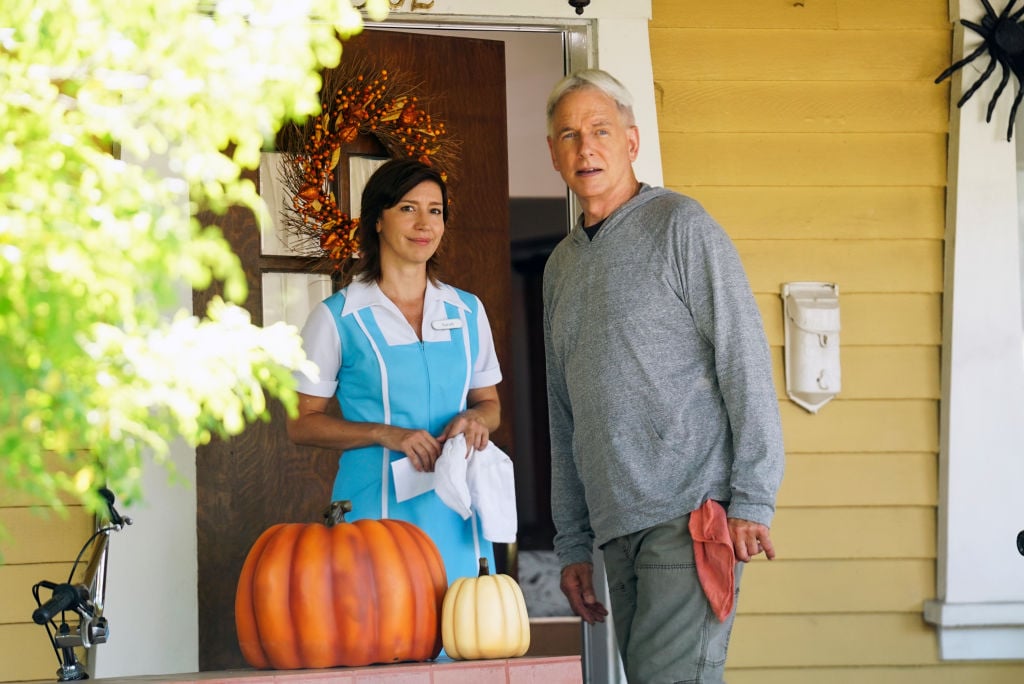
[[431, 318, 463, 330]]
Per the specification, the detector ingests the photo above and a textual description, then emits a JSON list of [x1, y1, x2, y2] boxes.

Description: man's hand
[[560, 562, 609, 624], [728, 517, 776, 562]]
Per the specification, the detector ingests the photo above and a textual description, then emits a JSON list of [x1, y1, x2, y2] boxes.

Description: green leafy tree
[[0, 0, 388, 515]]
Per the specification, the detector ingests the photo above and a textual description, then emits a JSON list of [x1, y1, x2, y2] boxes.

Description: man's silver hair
[[545, 69, 636, 136]]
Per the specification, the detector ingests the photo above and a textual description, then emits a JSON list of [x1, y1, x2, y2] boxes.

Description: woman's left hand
[[439, 385, 500, 454], [442, 385, 501, 454], [440, 411, 490, 452]]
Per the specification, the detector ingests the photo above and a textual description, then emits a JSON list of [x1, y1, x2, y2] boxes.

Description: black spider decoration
[[935, 0, 1024, 141]]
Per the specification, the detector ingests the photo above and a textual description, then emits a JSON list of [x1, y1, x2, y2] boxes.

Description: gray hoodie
[[543, 184, 785, 567]]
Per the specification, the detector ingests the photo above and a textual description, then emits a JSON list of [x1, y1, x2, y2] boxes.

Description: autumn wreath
[[275, 61, 459, 267]]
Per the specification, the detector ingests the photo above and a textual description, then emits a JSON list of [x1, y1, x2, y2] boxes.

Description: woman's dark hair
[[342, 158, 449, 286]]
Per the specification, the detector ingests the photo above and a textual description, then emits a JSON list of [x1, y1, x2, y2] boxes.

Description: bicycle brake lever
[[98, 487, 124, 526]]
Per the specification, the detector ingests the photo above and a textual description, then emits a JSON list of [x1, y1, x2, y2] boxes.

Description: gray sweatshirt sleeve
[[543, 250, 596, 567], [672, 207, 784, 526]]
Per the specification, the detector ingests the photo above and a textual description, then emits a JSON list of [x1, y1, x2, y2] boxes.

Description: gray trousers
[[601, 512, 743, 684]]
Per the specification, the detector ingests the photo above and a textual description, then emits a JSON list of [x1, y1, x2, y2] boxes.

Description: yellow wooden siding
[[650, 29, 949, 82], [739, 240, 943, 293], [0, 485, 81, 508], [771, 347, 940, 400], [731, 613, 937, 666], [661, 133, 947, 186], [650, 0, 950, 30], [726, 664, 1024, 684], [779, 400, 938, 453], [769, 506, 935, 559], [760, 293, 942, 345], [0, 507, 89, 564], [0, 503, 91, 683], [830, 346, 940, 399], [646, 0, 1014, 679], [658, 82, 948, 133], [680, 186, 945, 240], [739, 559, 935, 613], [0, 623, 71, 683], [779, 452, 937, 507], [0, 563, 79, 624]]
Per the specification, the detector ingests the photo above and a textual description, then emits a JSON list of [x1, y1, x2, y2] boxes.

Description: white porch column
[[924, 1, 1024, 659]]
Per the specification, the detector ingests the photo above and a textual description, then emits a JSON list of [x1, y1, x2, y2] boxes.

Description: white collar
[[340, 277, 469, 317]]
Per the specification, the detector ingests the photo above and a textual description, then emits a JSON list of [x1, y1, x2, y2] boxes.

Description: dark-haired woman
[[287, 159, 501, 583]]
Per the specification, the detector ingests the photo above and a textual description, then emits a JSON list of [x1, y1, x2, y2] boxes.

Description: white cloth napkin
[[434, 434, 518, 543], [467, 442, 518, 543], [433, 434, 472, 518]]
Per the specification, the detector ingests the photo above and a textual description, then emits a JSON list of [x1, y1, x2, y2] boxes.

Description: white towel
[[467, 442, 518, 543], [434, 434, 472, 519], [434, 435, 518, 543]]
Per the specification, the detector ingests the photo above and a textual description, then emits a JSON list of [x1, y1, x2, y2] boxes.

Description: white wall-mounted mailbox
[[781, 282, 841, 413]]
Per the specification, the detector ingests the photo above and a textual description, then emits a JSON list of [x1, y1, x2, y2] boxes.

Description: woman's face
[[377, 180, 445, 269]]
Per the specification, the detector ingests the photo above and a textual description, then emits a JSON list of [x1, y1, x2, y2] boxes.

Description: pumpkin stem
[[323, 500, 353, 527], [478, 557, 490, 577]]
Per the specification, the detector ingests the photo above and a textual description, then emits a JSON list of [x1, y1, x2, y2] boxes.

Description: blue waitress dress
[[296, 276, 502, 583]]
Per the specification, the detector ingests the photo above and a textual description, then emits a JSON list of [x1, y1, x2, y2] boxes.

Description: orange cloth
[[688, 499, 736, 622]]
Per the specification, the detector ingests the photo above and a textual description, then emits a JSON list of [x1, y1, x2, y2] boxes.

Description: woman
[[287, 159, 502, 583]]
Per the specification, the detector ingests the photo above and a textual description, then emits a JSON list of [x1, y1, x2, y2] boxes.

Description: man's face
[[546, 87, 639, 205]]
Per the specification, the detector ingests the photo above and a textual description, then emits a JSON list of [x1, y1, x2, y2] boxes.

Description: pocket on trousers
[[703, 577, 741, 668]]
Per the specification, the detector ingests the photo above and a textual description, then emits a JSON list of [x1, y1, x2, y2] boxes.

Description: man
[[542, 69, 784, 683]]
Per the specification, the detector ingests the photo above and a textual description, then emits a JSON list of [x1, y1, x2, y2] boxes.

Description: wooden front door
[[193, 29, 510, 670]]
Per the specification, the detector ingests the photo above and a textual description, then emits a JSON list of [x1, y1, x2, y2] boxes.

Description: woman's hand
[[441, 411, 491, 452], [438, 385, 501, 453], [382, 426, 442, 472]]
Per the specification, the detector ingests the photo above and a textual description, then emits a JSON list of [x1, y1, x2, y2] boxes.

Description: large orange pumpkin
[[234, 501, 448, 669]]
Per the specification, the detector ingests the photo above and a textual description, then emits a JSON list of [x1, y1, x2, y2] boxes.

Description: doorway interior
[[375, 22, 577, 619]]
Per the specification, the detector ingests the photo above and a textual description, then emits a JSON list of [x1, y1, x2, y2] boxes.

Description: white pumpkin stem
[[478, 557, 490, 577]]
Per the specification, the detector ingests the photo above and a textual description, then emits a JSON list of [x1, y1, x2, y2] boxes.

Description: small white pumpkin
[[441, 558, 531, 660]]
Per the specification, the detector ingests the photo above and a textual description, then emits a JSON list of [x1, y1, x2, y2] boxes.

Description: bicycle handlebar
[[31, 487, 132, 681], [32, 583, 88, 625]]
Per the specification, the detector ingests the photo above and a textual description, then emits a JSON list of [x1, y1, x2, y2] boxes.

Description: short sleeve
[[470, 298, 502, 389], [295, 303, 341, 398]]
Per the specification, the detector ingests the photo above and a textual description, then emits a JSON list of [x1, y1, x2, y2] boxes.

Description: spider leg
[[1004, 83, 1023, 140], [987, 62, 1012, 121], [935, 43, 989, 83], [980, 0, 998, 18], [960, 19, 988, 36], [958, 55, 998, 108]]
